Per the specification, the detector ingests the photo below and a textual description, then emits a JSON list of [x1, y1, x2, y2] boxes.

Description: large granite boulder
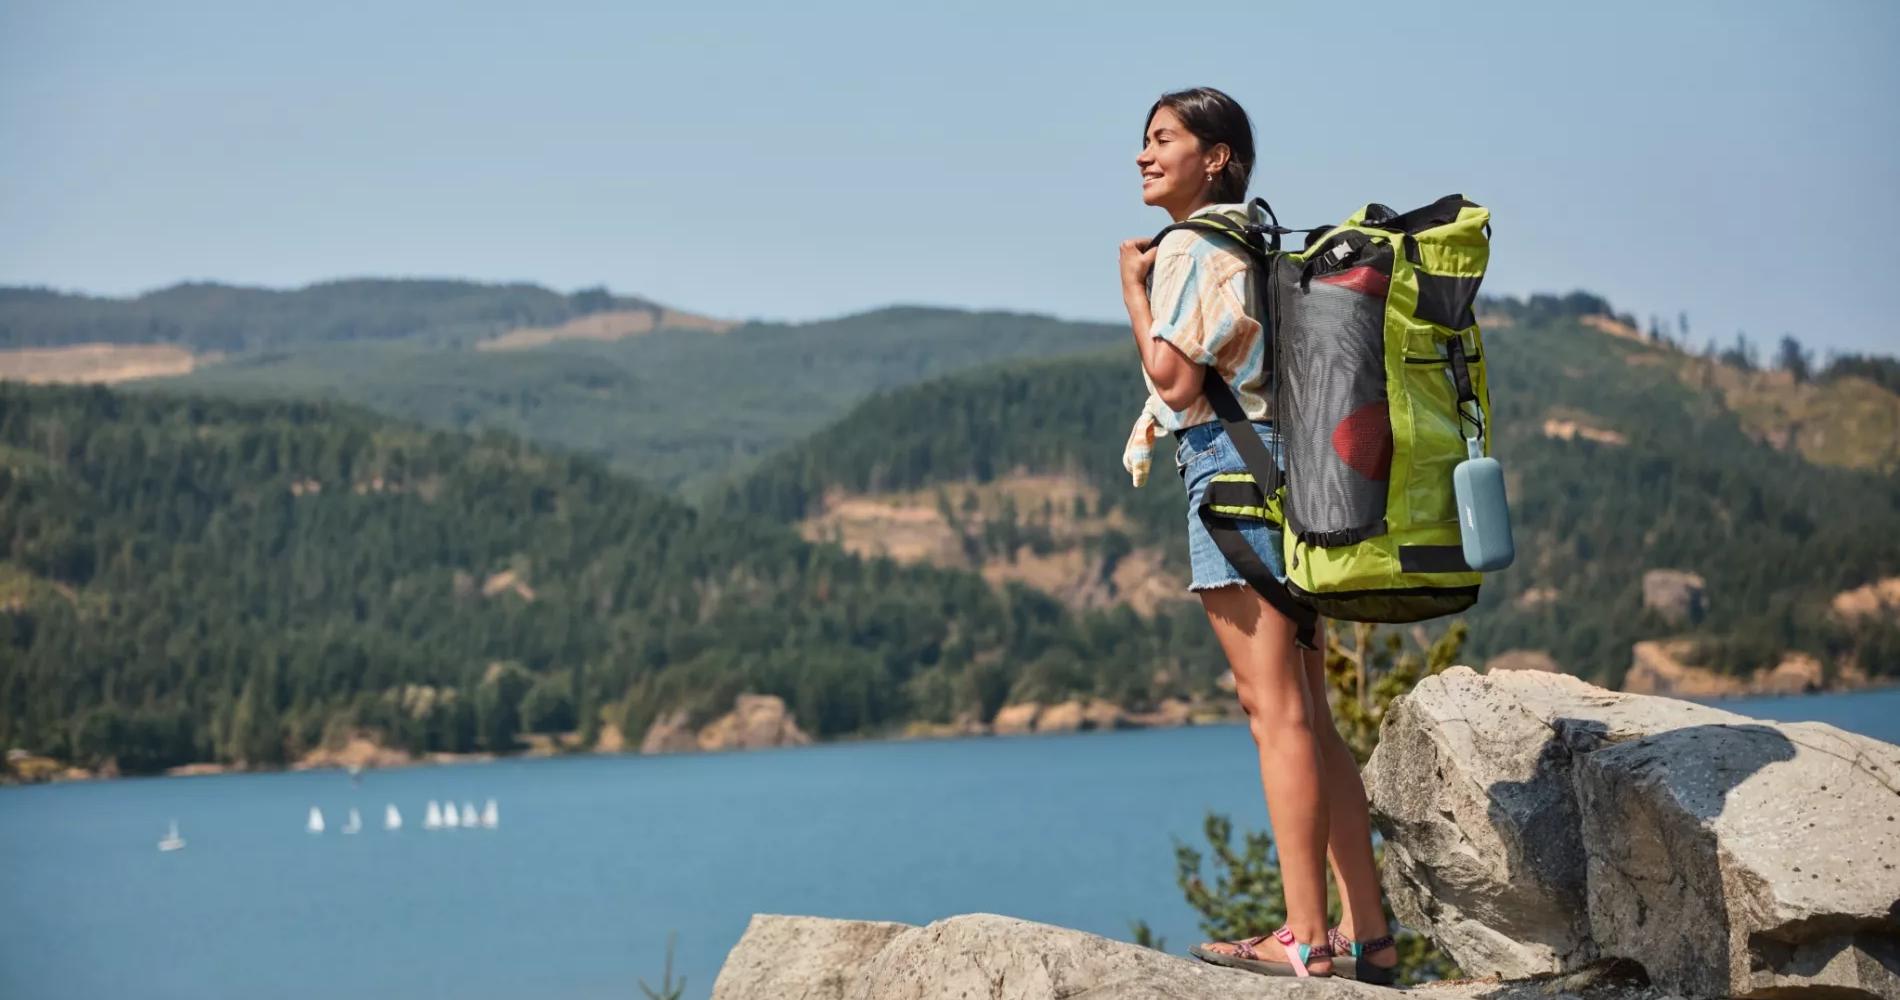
[[1575, 720, 1900, 998], [1365, 665, 1900, 998], [712, 911, 1673, 1000], [710, 913, 912, 1000]]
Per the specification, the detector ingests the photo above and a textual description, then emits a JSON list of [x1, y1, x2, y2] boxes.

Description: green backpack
[[1148, 194, 1496, 646]]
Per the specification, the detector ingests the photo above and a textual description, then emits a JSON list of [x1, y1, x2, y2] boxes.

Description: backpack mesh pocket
[[1271, 236, 1394, 546]]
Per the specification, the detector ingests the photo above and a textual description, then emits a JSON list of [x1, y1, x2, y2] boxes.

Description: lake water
[[4, 686, 1896, 1000]]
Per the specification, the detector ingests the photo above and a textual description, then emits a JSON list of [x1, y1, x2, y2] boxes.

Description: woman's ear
[[1203, 142, 1231, 176]]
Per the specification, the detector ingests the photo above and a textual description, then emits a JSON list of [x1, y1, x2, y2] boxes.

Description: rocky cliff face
[[707, 669, 1898, 999], [1364, 666, 1899, 998]]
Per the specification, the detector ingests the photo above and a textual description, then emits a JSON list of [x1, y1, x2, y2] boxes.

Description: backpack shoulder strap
[[1145, 199, 1330, 257], [1201, 350, 1322, 650], [1144, 212, 1269, 264]]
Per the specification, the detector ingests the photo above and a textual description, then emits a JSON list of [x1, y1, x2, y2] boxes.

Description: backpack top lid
[[1353, 194, 1480, 233]]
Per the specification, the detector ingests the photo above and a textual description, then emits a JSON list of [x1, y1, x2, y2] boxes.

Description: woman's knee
[[1241, 686, 1320, 744]]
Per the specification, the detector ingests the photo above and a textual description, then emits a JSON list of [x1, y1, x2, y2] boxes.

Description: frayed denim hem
[[1187, 577, 1247, 593]]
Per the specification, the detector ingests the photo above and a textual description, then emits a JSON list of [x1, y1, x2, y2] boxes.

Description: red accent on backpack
[[1333, 400, 1393, 481], [1315, 265, 1391, 299]]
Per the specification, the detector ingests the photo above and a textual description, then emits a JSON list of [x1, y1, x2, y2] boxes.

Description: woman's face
[[1137, 105, 1225, 214]]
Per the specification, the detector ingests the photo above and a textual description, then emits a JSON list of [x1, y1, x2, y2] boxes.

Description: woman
[[1116, 87, 1399, 983]]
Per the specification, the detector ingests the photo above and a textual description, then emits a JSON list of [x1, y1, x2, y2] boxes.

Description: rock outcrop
[[991, 703, 1040, 735], [1033, 699, 1085, 732], [638, 693, 811, 754], [711, 912, 1671, 1000], [1364, 666, 1900, 998], [708, 670, 1896, 1000], [1641, 569, 1708, 626], [696, 693, 811, 752], [293, 734, 414, 771], [1833, 576, 1900, 623], [1123, 696, 1193, 728], [639, 708, 700, 754], [1485, 649, 1563, 673], [711, 913, 913, 1000], [991, 699, 1172, 735], [1623, 640, 1833, 697]]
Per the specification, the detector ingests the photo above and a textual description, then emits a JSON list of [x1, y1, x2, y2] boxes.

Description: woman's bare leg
[[1192, 583, 1332, 972], [1297, 623, 1397, 969]]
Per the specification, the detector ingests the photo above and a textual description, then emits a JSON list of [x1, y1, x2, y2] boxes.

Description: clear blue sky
[[3, 0, 1896, 357]]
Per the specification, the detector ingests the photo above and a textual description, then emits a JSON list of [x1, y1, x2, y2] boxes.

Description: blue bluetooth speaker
[[1452, 436, 1515, 572]]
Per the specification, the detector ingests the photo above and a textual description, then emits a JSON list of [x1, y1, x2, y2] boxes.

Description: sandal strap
[[1271, 926, 1332, 977], [1355, 933, 1395, 954], [1231, 933, 1269, 961], [1326, 926, 1395, 957]]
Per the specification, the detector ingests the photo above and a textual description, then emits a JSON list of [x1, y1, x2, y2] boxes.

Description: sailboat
[[423, 800, 443, 830], [480, 799, 499, 829], [342, 808, 362, 835], [460, 802, 479, 828], [441, 799, 460, 829], [157, 819, 186, 852], [385, 804, 402, 831], [307, 806, 325, 834]]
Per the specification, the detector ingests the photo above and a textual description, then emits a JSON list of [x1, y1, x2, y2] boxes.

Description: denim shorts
[[1175, 419, 1288, 592]]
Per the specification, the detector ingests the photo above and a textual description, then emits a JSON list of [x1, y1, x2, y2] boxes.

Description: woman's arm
[[1120, 239, 1205, 411]]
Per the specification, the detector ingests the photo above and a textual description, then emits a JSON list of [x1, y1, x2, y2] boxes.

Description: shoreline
[[8, 679, 1895, 788]]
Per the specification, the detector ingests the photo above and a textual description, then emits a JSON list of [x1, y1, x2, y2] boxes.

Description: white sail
[[307, 807, 325, 834], [342, 808, 362, 834], [441, 799, 460, 828], [480, 799, 498, 829], [157, 819, 186, 852], [460, 802, 478, 827], [385, 804, 402, 830], [423, 800, 443, 830]]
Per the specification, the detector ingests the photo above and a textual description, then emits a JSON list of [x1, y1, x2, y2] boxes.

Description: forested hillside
[[0, 384, 1228, 773], [726, 296, 1900, 686], [146, 307, 1125, 493]]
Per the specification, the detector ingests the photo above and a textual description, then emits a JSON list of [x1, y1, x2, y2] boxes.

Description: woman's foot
[[1327, 925, 1398, 984], [1190, 927, 1333, 977]]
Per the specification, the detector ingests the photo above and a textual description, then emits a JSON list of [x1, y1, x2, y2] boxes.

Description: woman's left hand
[[1119, 239, 1157, 294]]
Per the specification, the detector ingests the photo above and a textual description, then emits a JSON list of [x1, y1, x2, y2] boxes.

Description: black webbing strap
[[1199, 505, 1319, 650], [1143, 205, 1325, 261], [1446, 337, 1483, 439], [1198, 375, 1319, 650], [1144, 215, 1269, 265], [1202, 373, 1281, 496], [1361, 194, 1475, 234]]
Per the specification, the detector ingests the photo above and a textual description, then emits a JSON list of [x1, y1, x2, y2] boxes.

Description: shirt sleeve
[[1146, 244, 1249, 367]]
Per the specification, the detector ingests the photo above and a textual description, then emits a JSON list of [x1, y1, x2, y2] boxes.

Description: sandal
[[1188, 925, 1333, 977], [1326, 926, 1398, 986]]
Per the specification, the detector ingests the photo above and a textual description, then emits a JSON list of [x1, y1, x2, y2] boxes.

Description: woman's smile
[[1137, 104, 1223, 217]]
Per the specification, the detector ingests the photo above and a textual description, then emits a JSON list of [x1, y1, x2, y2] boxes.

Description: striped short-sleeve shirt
[[1122, 203, 1272, 487]]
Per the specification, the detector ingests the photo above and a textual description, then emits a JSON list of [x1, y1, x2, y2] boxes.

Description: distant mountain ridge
[[130, 304, 1130, 493], [0, 278, 714, 353]]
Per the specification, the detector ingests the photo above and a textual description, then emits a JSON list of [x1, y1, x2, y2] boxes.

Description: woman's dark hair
[[1144, 87, 1255, 204]]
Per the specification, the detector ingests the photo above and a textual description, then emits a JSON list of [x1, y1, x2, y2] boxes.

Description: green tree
[[519, 670, 577, 734], [475, 662, 533, 752]]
